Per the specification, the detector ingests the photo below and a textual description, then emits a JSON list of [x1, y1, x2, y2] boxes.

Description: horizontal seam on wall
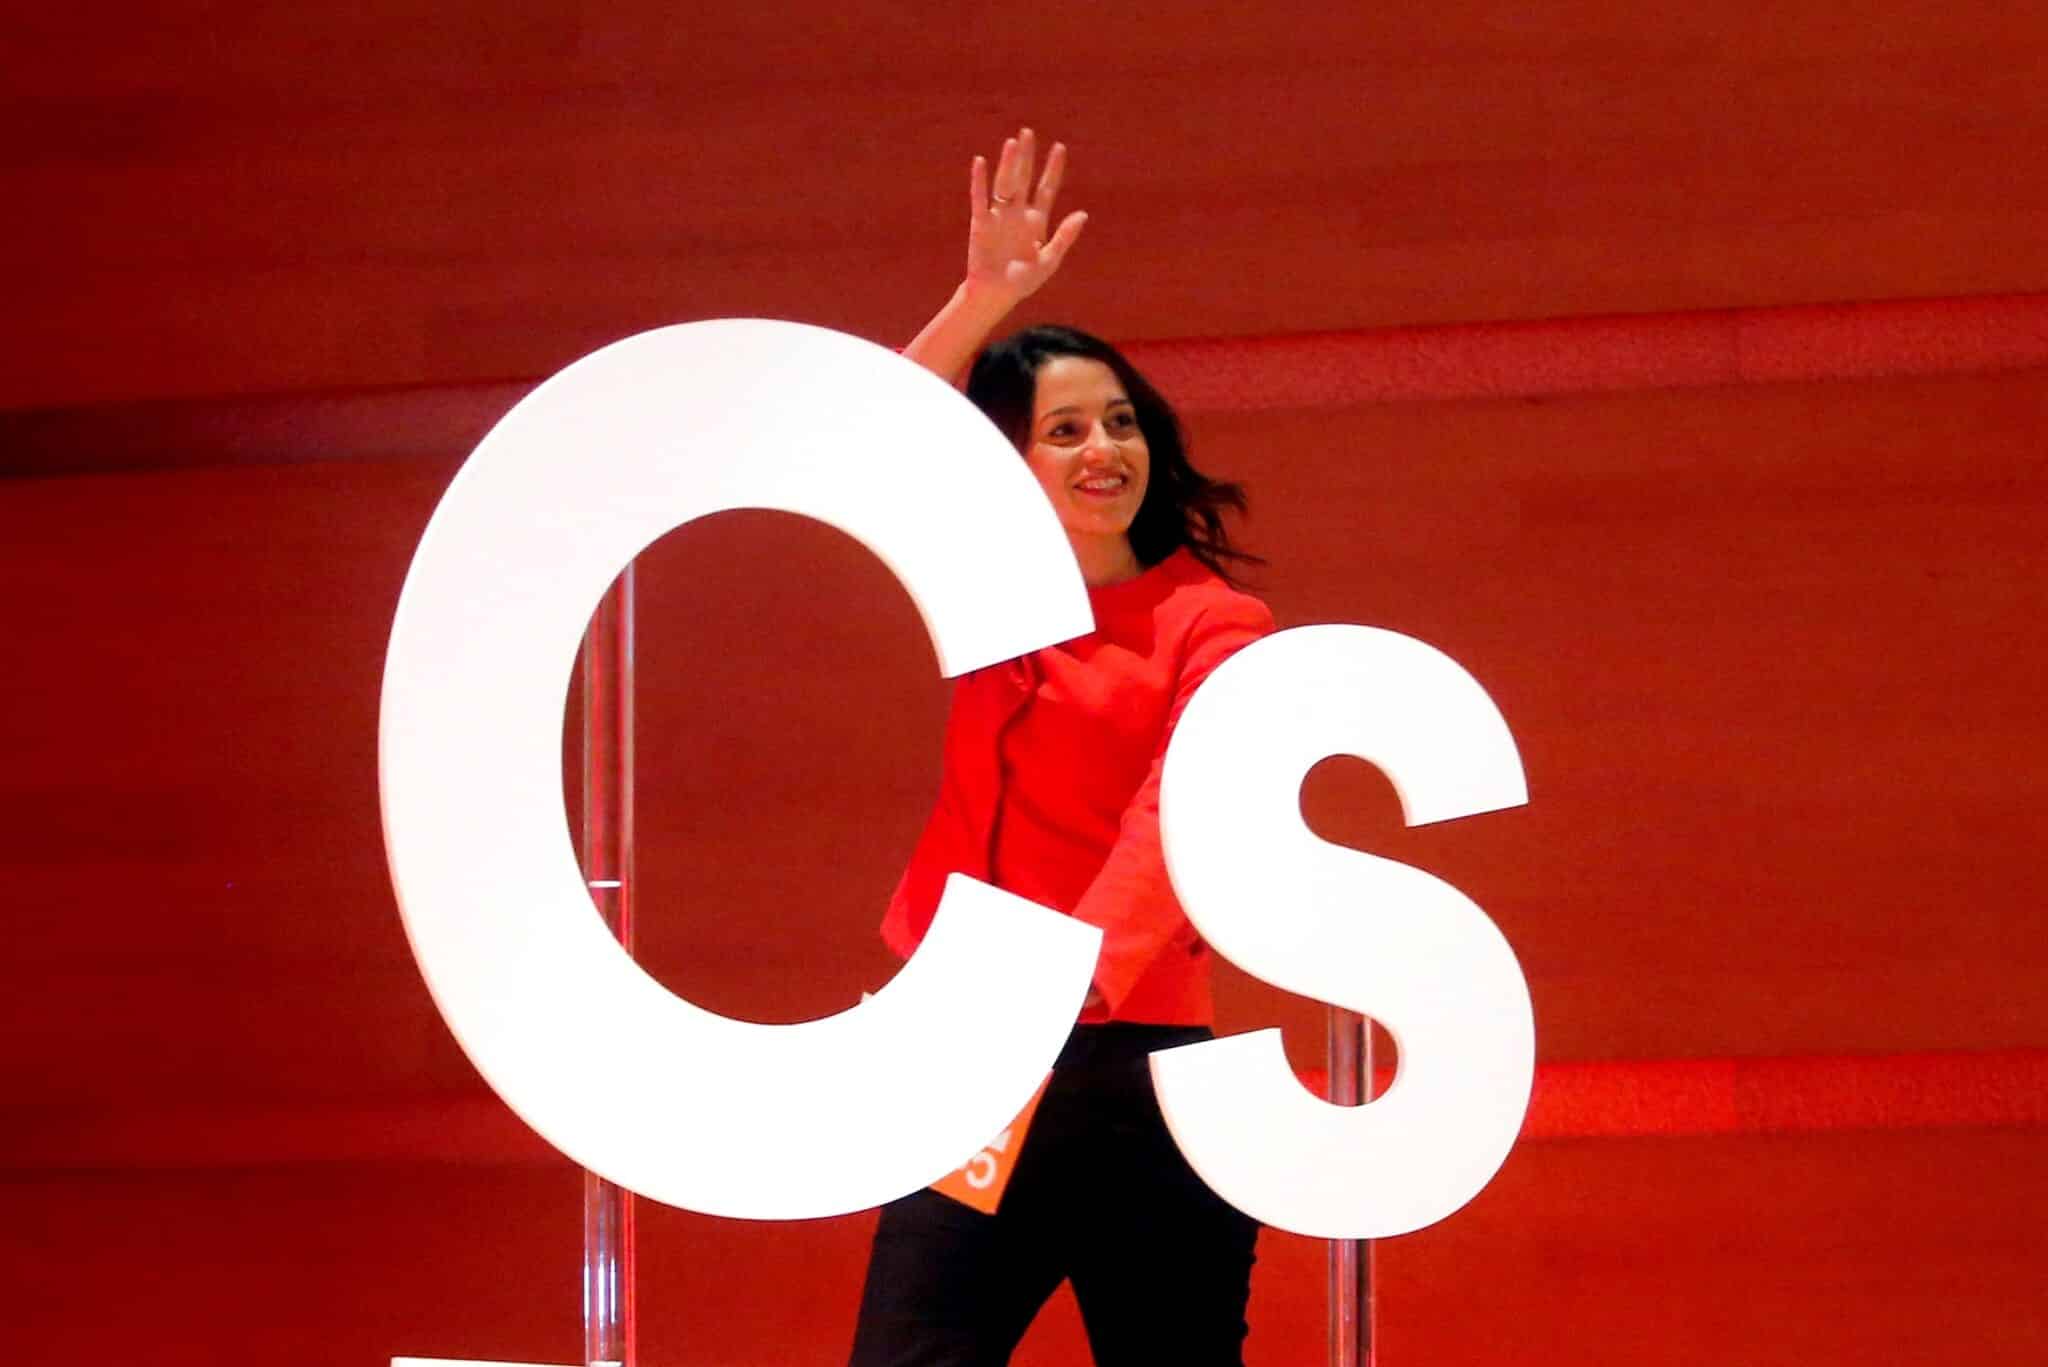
[[6, 1048, 2044, 1171], [7, 292, 2048, 478]]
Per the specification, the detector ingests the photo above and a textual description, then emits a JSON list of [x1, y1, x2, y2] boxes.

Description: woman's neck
[[1071, 533, 1143, 588]]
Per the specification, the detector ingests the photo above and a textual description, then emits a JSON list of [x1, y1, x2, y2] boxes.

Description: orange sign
[[929, 1074, 1052, 1214]]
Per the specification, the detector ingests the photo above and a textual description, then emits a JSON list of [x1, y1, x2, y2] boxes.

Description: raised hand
[[903, 128, 1089, 383], [965, 128, 1088, 302]]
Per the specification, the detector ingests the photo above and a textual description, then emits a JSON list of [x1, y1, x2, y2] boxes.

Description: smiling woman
[[1015, 353, 1150, 582], [848, 129, 1274, 1367], [962, 322, 1260, 590]]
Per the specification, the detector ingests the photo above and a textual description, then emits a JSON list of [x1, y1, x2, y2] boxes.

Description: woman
[[849, 130, 1270, 1367]]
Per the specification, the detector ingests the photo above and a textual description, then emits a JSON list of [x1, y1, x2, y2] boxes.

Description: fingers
[[970, 153, 989, 218], [1038, 210, 1088, 274], [1010, 128, 1036, 205], [989, 135, 1017, 207], [1033, 139, 1067, 216], [990, 128, 1035, 208]]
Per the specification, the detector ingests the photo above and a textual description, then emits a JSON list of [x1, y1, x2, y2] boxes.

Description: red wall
[[4, 3, 2046, 1363]]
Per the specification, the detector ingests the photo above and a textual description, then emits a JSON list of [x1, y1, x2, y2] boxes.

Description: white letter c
[[379, 321, 1102, 1220]]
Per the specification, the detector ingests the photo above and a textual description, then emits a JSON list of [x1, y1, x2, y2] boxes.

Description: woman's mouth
[[1076, 473, 1128, 496]]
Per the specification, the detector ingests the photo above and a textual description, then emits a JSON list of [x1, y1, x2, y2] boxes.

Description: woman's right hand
[[903, 127, 1088, 384], [964, 128, 1089, 303]]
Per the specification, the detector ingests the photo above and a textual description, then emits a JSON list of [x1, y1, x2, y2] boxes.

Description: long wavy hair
[[965, 325, 1262, 585]]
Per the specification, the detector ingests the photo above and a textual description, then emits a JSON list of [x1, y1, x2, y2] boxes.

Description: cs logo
[[380, 322, 1531, 1261]]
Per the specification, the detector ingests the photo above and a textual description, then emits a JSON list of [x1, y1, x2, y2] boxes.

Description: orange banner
[[929, 1075, 1052, 1214]]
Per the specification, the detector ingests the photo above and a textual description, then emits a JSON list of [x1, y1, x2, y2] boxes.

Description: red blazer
[[882, 549, 1274, 1025]]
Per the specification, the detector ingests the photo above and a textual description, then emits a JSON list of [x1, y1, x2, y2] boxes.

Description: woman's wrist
[[954, 275, 1026, 322], [905, 278, 1022, 383]]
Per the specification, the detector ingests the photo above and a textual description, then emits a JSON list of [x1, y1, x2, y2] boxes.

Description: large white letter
[[380, 320, 1102, 1220], [1154, 625, 1533, 1238]]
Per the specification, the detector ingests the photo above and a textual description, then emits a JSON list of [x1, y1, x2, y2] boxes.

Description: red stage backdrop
[[3, 2, 2045, 1363]]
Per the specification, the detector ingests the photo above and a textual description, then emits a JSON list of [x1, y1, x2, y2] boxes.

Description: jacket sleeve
[[1067, 593, 1275, 1012]]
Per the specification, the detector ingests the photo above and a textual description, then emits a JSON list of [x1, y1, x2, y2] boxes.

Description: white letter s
[[1154, 625, 1533, 1238]]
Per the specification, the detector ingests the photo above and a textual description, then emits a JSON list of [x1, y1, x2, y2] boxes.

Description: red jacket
[[882, 549, 1274, 1025]]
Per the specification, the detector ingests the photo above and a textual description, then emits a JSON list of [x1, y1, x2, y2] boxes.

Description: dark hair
[[965, 324, 1262, 585]]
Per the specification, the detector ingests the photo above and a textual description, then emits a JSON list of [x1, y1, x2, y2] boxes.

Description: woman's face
[[1022, 355, 1151, 558]]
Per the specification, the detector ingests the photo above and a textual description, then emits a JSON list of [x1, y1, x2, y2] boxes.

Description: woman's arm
[[1070, 594, 1277, 1016], [904, 128, 1088, 385]]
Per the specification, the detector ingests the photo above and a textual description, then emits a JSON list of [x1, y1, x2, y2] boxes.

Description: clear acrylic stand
[[580, 568, 638, 1367], [576, 563, 1374, 1367], [1327, 1007, 1377, 1367]]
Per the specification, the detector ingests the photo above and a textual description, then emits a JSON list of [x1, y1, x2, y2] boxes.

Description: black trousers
[[848, 1024, 1260, 1367]]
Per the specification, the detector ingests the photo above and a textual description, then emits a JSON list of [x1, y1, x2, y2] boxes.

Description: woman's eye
[[1107, 411, 1137, 432]]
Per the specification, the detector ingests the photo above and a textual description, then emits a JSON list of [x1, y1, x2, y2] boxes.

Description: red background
[[4, 3, 2046, 1363]]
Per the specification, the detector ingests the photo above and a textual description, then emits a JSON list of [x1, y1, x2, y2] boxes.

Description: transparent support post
[[580, 567, 638, 1367], [1327, 1007, 1376, 1367]]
